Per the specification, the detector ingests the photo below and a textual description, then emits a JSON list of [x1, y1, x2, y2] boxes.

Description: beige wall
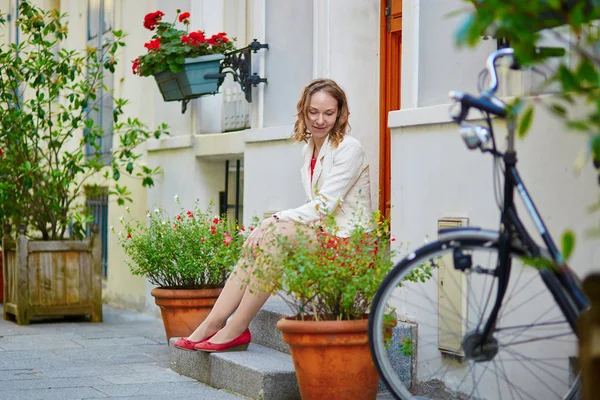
[[8, 0, 380, 313], [390, 0, 600, 395]]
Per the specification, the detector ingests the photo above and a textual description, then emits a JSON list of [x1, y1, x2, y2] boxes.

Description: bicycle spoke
[[494, 357, 533, 400], [500, 286, 549, 319], [495, 320, 568, 332], [503, 352, 565, 399], [468, 360, 492, 399], [501, 347, 572, 385], [499, 302, 569, 345]]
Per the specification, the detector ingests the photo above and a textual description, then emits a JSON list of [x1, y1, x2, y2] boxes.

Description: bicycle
[[369, 47, 590, 400]]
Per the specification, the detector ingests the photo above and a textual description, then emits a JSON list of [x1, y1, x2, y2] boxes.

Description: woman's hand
[[243, 216, 278, 253]]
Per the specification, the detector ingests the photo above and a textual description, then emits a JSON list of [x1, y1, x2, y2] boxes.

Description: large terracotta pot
[[276, 317, 379, 400], [151, 287, 222, 343]]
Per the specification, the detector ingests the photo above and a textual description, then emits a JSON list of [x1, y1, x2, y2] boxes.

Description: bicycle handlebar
[[482, 47, 515, 97]]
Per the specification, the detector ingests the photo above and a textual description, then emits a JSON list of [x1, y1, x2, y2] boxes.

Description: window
[[86, 187, 109, 277], [86, 0, 114, 166], [220, 160, 244, 223]]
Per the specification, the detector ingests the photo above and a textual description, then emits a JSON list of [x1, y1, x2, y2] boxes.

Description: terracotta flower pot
[[276, 317, 379, 400], [151, 287, 222, 343]]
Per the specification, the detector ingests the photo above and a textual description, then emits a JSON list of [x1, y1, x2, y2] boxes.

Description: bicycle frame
[[477, 120, 589, 343]]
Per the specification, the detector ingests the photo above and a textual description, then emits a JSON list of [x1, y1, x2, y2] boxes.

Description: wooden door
[[379, 0, 402, 217]]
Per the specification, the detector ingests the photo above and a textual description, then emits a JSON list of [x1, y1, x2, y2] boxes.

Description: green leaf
[[142, 177, 154, 187], [577, 58, 598, 85], [561, 230, 575, 261], [113, 169, 121, 180], [591, 135, 600, 164], [518, 106, 534, 138], [126, 162, 134, 174], [550, 104, 566, 118]]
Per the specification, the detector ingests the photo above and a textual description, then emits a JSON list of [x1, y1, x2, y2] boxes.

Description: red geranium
[[133, 9, 235, 77], [144, 38, 161, 51], [178, 12, 190, 22], [131, 58, 140, 75], [207, 32, 229, 46], [144, 11, 164, 30], [181, 30, 206, 46]]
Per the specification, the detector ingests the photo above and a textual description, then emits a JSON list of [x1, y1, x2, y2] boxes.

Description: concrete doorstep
[[169, 297, 424, 400]]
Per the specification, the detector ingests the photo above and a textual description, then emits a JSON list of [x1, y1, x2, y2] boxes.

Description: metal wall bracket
[[204, 39, 269, 104]]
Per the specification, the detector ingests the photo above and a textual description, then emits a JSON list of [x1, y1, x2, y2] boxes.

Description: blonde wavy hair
[[291, 79, 350, 148]]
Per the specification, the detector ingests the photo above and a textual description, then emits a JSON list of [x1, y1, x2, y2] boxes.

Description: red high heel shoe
[[194, 328, 251, 352], [173, 332, 217, 351]]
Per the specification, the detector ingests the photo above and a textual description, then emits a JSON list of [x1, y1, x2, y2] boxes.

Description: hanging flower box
[[153, 54, 225, 101], [132, 10, 235, 103]]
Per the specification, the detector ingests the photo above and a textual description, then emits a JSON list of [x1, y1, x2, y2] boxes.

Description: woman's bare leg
[[207, 221, 316, 344], [186, 256, 252, 342]]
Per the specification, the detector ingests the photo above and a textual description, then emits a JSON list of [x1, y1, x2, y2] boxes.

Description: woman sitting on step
[[174, 78, 373, 352]]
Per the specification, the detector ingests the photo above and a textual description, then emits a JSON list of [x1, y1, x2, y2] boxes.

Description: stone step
[[169, 340, 300, 400], [249, 296, 294, 354]]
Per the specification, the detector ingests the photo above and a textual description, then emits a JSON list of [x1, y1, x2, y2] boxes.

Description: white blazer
[[275, 135, 373, 237]]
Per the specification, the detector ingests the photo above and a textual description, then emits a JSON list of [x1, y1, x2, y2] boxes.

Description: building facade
[[2, 0, 598, 397]]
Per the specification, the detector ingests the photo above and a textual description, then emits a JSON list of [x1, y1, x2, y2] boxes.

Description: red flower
[[131, 58, 140, 75], [211, 225, 217, 235], [207, 32, 229, 46], [144, 38, 161, 51], [0, 148, 3, 158], [240, 226, 245, 232], [177, 215, 181, 220], [201, 238, 205, 243], [223, 233, 233, 247], [212, 217, 219, 224], [178, 12, 190, 22], [181, 30, 206, 46], [173, 224, 177, 230], [126, 233, 132, 239], [186, 211, 194, 218], [143, 10, 165, 30]]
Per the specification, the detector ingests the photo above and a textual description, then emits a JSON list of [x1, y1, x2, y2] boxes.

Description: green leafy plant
[[115, 196, 252, 289], [247, 208, 397, 321], [0, 2, 168, 240], [132, 9, 235, 76]]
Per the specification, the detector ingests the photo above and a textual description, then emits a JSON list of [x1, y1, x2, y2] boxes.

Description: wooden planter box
[[1, 226, 102, 325]]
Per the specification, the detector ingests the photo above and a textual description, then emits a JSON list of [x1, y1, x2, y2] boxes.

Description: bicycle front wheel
[[369, 236, 579, 400]]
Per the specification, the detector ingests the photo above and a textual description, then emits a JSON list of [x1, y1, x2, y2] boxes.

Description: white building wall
[[390, 0, 600, 395], [242, 0, 381, 225]]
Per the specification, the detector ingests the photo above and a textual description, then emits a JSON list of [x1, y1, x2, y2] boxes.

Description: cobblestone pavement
[[0, 305, 243, 400]]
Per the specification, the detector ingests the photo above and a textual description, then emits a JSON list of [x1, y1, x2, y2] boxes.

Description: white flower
[[110, 225, 114, 232], [125, 206, 130, 212], [154, 208, 160, 213], [119, 216, 124, 223], [174, 194, 179, 201]]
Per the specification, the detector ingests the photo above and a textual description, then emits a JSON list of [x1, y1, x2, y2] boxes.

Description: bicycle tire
[[369, 234, 580, 400]]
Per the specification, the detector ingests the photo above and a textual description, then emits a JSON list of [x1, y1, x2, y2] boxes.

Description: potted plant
[[116, 196, 249, 342], [132, 9, 235, 101], [250, 210, 396, 400], [0, 2, 168, 324]]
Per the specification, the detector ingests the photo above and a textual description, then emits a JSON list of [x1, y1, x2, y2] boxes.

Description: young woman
[[174, 78, 373, 352]]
